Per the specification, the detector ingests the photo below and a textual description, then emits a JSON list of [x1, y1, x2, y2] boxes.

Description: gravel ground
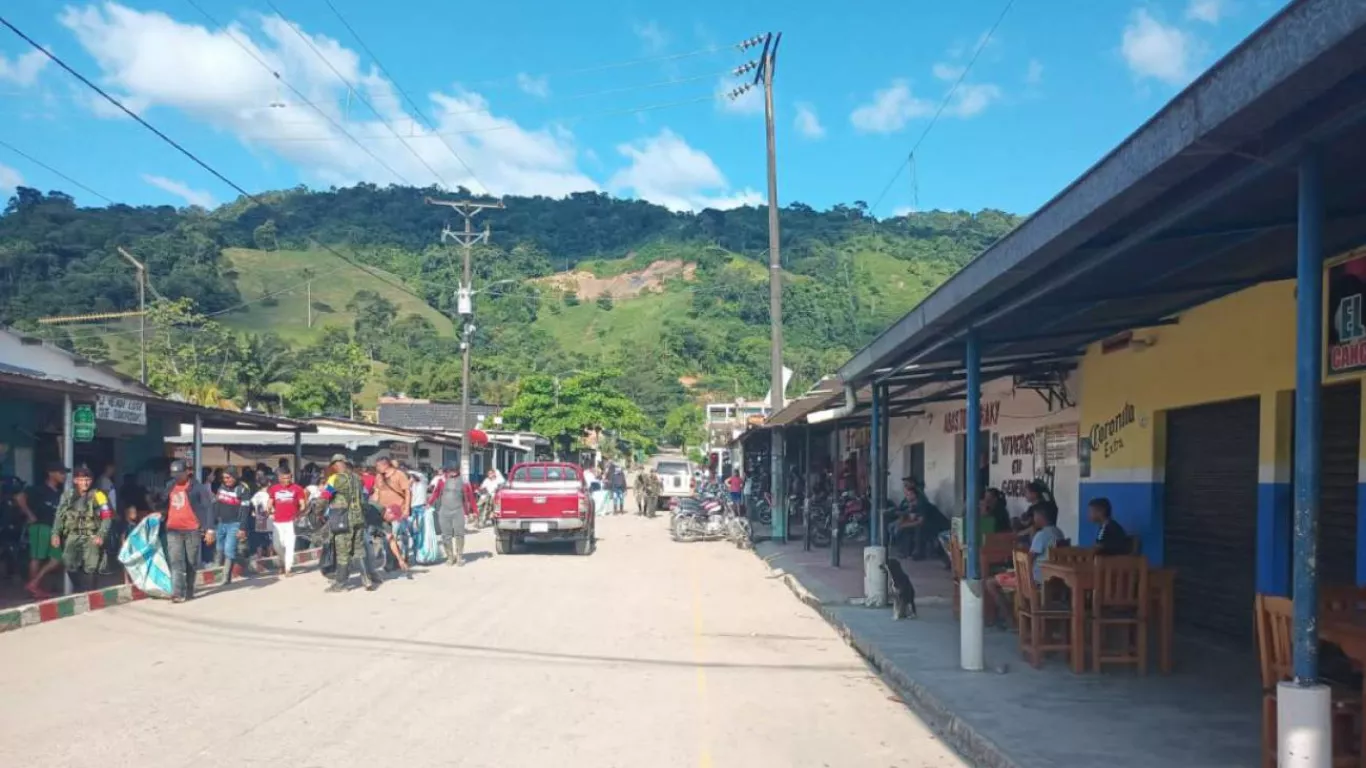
[[0, 500, 966, 768]]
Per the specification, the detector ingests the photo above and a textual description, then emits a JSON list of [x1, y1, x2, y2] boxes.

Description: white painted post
[[863, 546, 887, 607], [1278, 682, 1331, 768], [62, 394, 73, 596]]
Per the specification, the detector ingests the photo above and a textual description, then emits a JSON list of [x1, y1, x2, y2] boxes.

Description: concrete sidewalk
[[757, 540, 1260, 768]]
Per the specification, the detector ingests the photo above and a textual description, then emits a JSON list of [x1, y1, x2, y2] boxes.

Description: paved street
[[0, 507, 965, 768]]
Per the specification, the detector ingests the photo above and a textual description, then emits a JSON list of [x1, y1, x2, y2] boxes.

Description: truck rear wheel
[[496, 531, 513, 555], [574, 531, 594, 556]]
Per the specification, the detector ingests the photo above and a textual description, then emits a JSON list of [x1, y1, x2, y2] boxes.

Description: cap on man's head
[[330, 453, 349, 465], [72, 465, 93, 478], [169, 459, 186, 473], [45, 461, 70, 475], [221, 466, 237, 478]]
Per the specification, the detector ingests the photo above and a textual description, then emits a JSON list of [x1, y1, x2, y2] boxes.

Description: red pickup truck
[[494, 462, 596, 556]]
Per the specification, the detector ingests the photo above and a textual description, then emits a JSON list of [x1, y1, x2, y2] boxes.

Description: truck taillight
[[576, 495, 589, 516]]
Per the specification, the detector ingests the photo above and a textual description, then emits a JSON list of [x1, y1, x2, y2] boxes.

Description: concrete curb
[[0, 547, 323, 634], [756, 551, 1021, 768]]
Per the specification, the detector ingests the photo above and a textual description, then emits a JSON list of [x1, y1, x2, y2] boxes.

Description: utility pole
[[731, 32, 786, 540], [307, 280, 313, 328], [426, 196, 504, 478], [117, 247, 153, 385]]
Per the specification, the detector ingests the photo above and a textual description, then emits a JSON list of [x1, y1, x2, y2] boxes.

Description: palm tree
[[236, 333, 295, 412]]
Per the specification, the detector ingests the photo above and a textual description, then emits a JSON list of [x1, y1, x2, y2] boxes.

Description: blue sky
[[0, 0, 1284, 217]]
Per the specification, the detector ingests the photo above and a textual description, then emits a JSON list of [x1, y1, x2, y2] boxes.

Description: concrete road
[[0, 509, 966, 768]]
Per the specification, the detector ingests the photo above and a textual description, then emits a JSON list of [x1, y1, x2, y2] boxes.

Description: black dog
[[882, 558, 918, 619]]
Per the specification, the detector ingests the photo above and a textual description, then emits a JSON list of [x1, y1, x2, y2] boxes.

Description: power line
[[0, 138, 116, 205], [462, 43, 731, 91], [263, 0, 453, 190], [1, 13, 436, 313], [182, 0, 415, 188], [868, 0, 1017, 215], [321, 0, 493, 196]]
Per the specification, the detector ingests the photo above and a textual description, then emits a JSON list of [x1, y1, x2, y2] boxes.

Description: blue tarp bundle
[[412, 504, 443, 565], [119, 515, 173, 599]]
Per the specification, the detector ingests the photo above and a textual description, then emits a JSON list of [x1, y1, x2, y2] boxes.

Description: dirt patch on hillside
[[538, 258, 696, 300]]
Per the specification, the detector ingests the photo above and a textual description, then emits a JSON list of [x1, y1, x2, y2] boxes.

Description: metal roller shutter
[[1164, 397, 1260, 643], [1317, 384, 1360, 587]]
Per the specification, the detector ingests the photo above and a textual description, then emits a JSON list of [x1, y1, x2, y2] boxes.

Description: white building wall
[[885, 374, 1083, 541]]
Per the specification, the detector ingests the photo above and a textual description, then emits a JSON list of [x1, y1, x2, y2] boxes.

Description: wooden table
[[1320, 615, 1366, 767], [1038, 562, 1177, 674]]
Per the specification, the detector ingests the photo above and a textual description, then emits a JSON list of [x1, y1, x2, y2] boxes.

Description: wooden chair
[[1090, 555, 1149, 674], [1048, 546, 1095, 568], [949, 537, 964, 620], [1255, 595, 1360, 767], [1014, 550, 1073, 668]]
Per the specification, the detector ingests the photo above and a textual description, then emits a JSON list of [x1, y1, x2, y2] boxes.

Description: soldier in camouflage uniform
[[643, 468, 662, 518], [50, 465, 113, 592], [321, 454, 376, 592], [633, 470, 648, 516]]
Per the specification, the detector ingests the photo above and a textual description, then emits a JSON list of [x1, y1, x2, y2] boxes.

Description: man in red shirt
[[267, 468, 307, 576], [163, 460, 212, 603]]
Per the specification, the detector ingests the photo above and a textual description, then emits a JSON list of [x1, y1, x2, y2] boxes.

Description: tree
[[662, 403, 705, 448], [501, 370, 654, 457], [253, 219, 278, 251], [596, 292, 614, 311], [145, 298, 237, 405], [234, 333, 294, 411], [345, 289, 399, 359]]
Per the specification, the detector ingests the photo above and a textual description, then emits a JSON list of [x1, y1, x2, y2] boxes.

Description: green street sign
[[73, 404, 96, 443]]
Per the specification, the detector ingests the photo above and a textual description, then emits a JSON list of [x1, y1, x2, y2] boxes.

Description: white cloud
[[716, 76, 763, 116], [0, 162, 23, 191], [850, 79, 933, 134], [1186, 0, 1224, 24], [633, 21, 667, 54], [931, 62, 965, 82], [1025, 58, 1044, 85], [59, 2, 598, 197], [892, 205, 916, 217], [945, 82, 1002, 118], [0, 49, 49, 87], [142, 173, 215, 208], [515, 72, 549, 98], [793, 102, 824, 139], [608, 129, 760, 212], [1121, 9, 1196, 85]]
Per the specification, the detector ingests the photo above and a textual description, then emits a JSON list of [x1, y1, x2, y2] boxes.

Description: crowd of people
[[0, 454, 505, 603]]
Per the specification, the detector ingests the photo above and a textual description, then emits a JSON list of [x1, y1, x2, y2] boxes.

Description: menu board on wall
[[1328, 248, 1366, 376], [1042, 423, 1079, 466]]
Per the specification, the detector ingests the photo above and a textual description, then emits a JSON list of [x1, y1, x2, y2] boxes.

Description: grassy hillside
[[220, 248, 454, 344]]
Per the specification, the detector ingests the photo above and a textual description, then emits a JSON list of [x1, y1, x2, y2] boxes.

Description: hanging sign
[[73, 405, 96, 442], [96, 393, 147, 426], [1328, 248, 1366, 376]]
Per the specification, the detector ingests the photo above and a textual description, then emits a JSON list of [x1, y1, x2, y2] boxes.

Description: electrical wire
[[321, 0, 493, 197], [867, 0, 1017, 216], [462, 44, 731, 91], [182, 0, 415, 188], [262, 0, 454, 190], [0, 13, 437, 313], [0, 138, 116, 205]]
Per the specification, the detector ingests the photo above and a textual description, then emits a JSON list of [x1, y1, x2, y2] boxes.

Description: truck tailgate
[[499, 489, 581, 517]]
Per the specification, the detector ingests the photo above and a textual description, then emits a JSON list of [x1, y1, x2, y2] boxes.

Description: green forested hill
[[0, 185, 1017, 431]]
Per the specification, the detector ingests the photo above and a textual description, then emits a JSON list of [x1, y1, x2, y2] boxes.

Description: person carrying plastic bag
[[118, 514, 173, 599]]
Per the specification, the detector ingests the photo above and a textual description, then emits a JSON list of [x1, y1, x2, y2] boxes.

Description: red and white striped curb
[[0, 547, 323, 634]]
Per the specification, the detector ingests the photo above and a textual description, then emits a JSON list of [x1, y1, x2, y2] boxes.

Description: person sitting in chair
[[888, 478, 948, 561], [1089, 497, 1130, 555]]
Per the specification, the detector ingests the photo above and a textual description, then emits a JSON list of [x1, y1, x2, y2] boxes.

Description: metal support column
[[804, 425, 813, 551], [877, 382, 890, 544], [961, 332, 985, 671], [61, 394, 74, 596], [864, 383, 888, 606], [1281, 148, 1330, 768], [772, 429, 787, 542], [831, 426, 842, 567], [193, 414, 203, 480], [293, 429, 303, 474], [870, 385, 884, 546]]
